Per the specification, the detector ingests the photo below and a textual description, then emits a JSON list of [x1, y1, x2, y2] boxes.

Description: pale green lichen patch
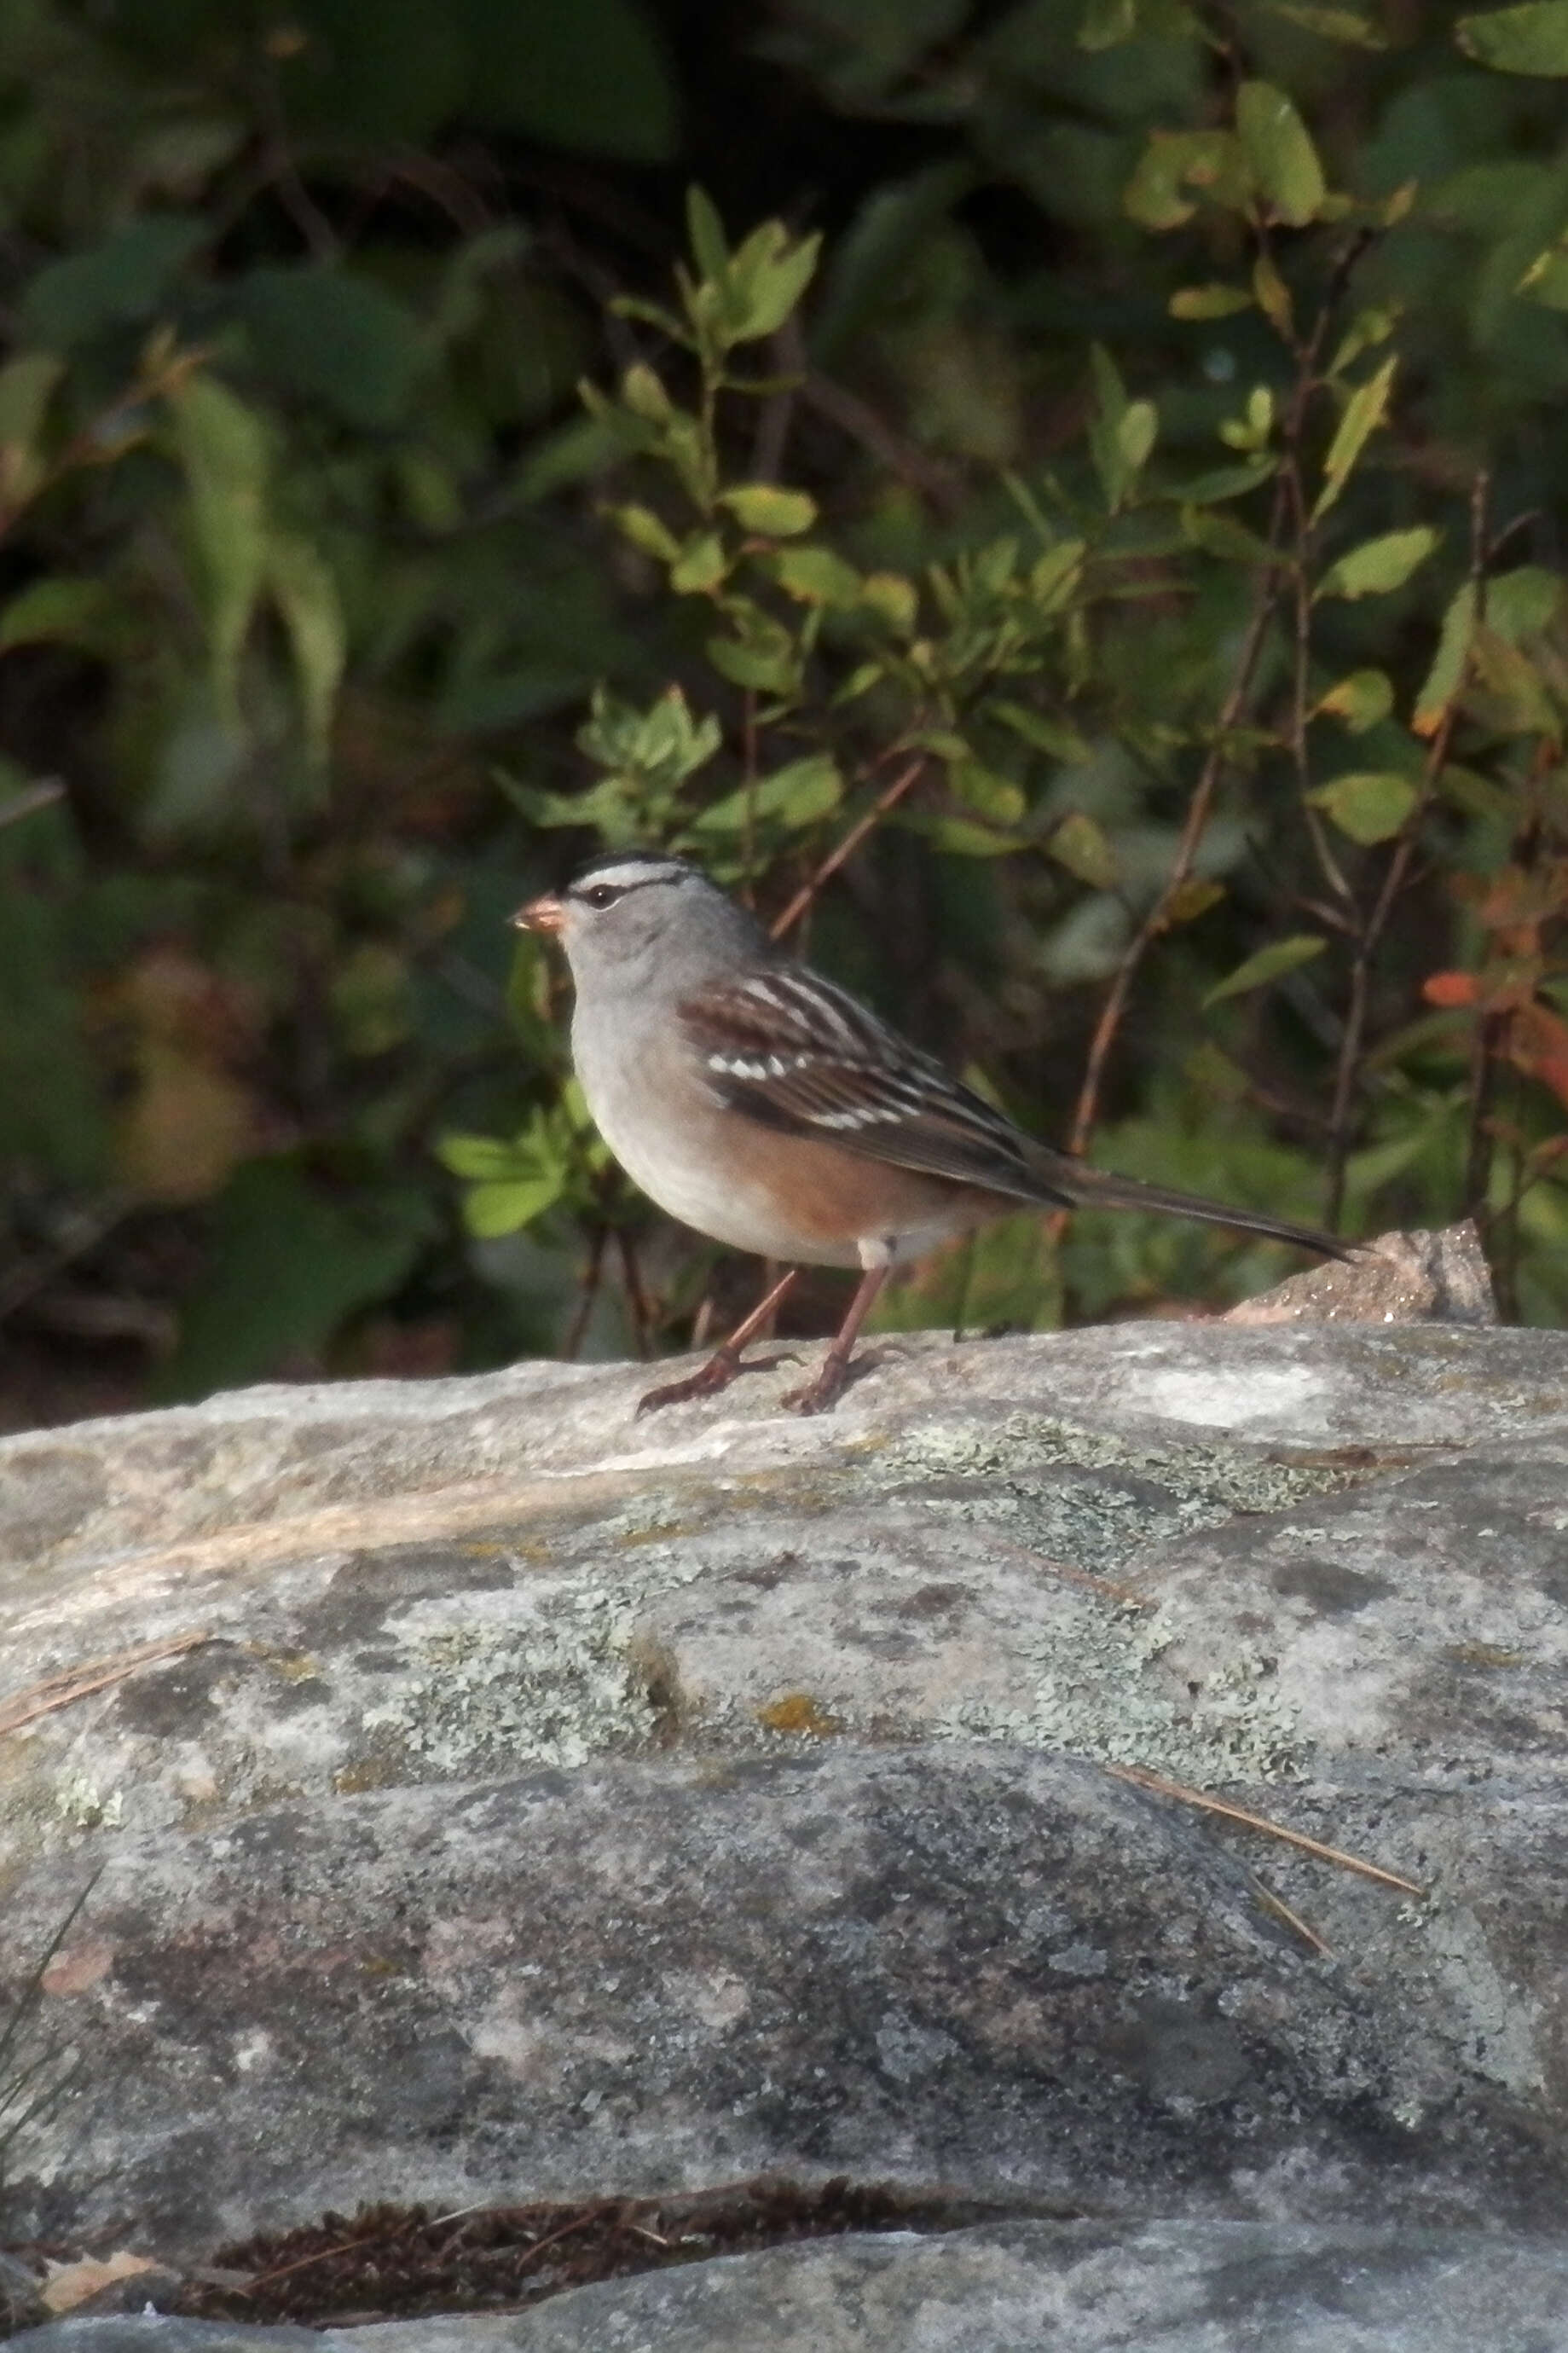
[[361, 1614, 651, 1775], [885, 1413, 1345, 1518], [935, 1594, 1305, 1787], [356, 1537, 719, 1776]]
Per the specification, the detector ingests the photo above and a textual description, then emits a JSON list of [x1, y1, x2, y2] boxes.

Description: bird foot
[[781, 1346, 882, 1416], [635, 1351, 793, 1417]]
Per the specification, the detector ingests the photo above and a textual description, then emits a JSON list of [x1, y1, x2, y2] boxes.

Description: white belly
[[574, 1017, 862, 1267]]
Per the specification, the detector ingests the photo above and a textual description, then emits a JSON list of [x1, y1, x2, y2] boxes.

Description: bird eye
[[582, 884, 621, 910]]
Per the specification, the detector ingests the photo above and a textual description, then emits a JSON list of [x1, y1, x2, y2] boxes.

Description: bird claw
[[782, 1346, 882, 1416], [635, 1350, 794, 1416]]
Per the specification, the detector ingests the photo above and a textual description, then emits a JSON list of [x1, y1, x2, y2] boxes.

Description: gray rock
[[8, 2326, 319, 2350], [0, 2248, 48, 2335], [329, 2220, 1568, 2351], [13, 2222, 1568, 2350], [1224, 1219, 1497, 1327], [1, 1322, 1565, 2284]]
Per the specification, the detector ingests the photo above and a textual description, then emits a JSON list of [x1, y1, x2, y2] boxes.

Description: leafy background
[[3, 0, 1568, 1429]]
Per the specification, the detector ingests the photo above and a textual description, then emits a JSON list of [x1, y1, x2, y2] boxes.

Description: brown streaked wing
[[676, 965, 1061, 1202]]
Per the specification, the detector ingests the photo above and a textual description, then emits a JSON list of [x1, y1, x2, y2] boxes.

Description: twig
[[1252, 1875, 1334, 1958], [769, 757, 925, 941], [1106, 1760, 1424, 1894], [1066, 538, 1286, 1160], [0, 778, 65, 830], [800, 373, 963, 518], [615, 1228, 653, 1359], [1322, 467, 1489, 1226], [561, 1226, 608, 1360], [1066, 229, 1374, 1170], [0, 1632, 211, 1740], [751, 315, 803, 486]]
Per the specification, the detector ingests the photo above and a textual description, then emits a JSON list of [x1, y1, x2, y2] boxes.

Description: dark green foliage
[[3, 0, 1568, 1413]]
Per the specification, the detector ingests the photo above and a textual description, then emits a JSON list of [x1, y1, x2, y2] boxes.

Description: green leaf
[[1414, 582, 1478, 736], [1235, 81, 1326, 227], [466, 1173, 568, 1237], [994, 703, 1094, 762], [924, 816, 1027, 857], [949, 760, 1026, 826], [707, 222, 822, 345], [1410, 565, 1563, 739], [686, 186, 730, 279], [1218, 383, 1275, 453], [1316, 524, 1438, 600], [1486, 564, 1565, 639], [1311, 355, 1397, 522], [1165, 878, 1226, 925], [0, 577, 108, 653], [1327, 305, 1399, 378], [1468, 626, 1558, 733], [1117, 398, 1158, 477], [1205, 934, 1326, 1006], [170, 374, 271, 722], [706, 631, 800, 694], [1079, 0, 1139, 47], [1315, 669, 1394, 732], [1252, 250, 1294, 338], [608, 503, 683, 561], [691, 752, 842, 833], [21, 217, 205, 347], [1456, 2, 1568, 73], [275, 0, 467, 142], [1308, 771, 1420, 843], [1266, 3, 1386, 43], [437, 1131, 528, 1181], [463, 0, 680, 159], [1089, 346, 1154, 512], [859, 571, 919, 633], [669, 531, 729, 593], [619, 362, 674, 422], [1125, 130, 1248, 231], [1519, 241, 1568, 307], [719, 484, 819, 536], [1028, 539, 1087, 610], [1169, 283, 1253, 319], [1177, 458, 1277, 503], [0, 353, 64, 468], [1049, 810, 1120, 890], [772, 544, 862, 605], [266, 531, 346, 766], [1181, 505, 1280, 564], [235, 267, 424, 429]]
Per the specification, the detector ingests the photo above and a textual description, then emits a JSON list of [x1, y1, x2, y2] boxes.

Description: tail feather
[[1042, 1156, 1353, 1261]]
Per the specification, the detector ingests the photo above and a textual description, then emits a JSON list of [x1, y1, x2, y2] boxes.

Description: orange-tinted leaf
[[1422, 971, 1479, 1007], [1511, 1003, 1568, 1109]]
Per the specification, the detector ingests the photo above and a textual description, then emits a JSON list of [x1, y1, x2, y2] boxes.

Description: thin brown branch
[[0, 777, 65, 829], [1106, 1761, 1425, 1894], [769, 756, 925, 942], [1252, 1875, 1334, 1958], [0, 1632, 211, 1740], [561, 1226, 608, 1360], [1067, 230, 1376, 1170], [1322, 467, 1490, 1226], [615, 1228, 653, 1359], [1066, 537, 1286, 1161], [800, 373, 963, 518]]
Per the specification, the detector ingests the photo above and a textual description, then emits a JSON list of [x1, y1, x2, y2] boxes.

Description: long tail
[[1037, 1152, 1353, 1261]]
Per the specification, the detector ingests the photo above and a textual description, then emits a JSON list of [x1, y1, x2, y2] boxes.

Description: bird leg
[[635, 1269, 799, 1415], [783, 1264, 890, 1417]]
